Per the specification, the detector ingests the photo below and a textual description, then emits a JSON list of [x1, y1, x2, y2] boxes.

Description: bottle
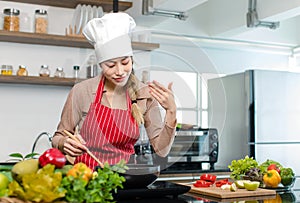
[[39, 65, 50, 77], [1, 65, 13, 75], [54, 67, 65, 78], [3, 8, 20, 31], [73, 65, 80, 78], [86, 55, 98, 78], [17, 65, 28, 76], [34, 9, 48, 34]]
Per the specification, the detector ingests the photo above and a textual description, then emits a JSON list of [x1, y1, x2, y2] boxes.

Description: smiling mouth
[[114, 77, 126, 82]]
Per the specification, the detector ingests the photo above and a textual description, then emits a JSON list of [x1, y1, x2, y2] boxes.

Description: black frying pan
[[120, 164, 160, 189], [96, 164, 160, 189]]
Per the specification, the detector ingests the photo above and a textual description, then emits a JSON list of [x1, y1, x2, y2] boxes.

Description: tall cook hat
[[83, 12, 136, 64]]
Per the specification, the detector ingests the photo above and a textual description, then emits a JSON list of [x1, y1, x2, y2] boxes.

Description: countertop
[[117, 189, 300, 203]]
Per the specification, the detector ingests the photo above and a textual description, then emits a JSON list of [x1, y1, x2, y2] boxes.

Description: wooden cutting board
[[183, 184, 276, 199]]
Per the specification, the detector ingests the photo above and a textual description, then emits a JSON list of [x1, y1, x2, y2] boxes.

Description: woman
[[52, 13, 177, 169]]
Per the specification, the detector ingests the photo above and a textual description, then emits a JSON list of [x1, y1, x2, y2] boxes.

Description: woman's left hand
[[148, 80, 176, 112]]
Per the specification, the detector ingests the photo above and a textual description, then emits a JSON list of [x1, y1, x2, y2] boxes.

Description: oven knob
[[212, 142, 218, 148], [212, 150, 218, 157], [211, 133, 218, 140]]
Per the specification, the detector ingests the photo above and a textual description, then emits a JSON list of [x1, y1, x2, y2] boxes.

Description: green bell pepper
[[280, 167, 295, 186]]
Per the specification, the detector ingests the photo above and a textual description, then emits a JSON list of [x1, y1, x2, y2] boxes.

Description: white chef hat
[[83, 12, 136, 64]]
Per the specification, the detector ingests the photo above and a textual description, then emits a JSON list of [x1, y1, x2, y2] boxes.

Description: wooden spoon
[[63, 129, 104, 168]]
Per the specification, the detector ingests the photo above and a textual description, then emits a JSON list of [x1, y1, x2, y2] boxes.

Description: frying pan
[[120, 164, 160, 189], [95, 164, 160, 189]]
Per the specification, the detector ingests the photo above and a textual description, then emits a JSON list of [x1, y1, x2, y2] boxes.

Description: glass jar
[[34, 9, 48, 34], [39, 65, 50, 77], [1, 65, 13, 75], [54, 67, 65, 78], [17, 65, 28, 76], [3, 8, 20, 31], [73, 65, 80, 78]]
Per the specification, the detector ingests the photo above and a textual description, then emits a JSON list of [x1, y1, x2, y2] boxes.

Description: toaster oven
[[153, 128, 219, 173], [134, 128, 219, 173]]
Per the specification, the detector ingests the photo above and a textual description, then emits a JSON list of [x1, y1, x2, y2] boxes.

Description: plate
[[113, 181, 191, 200], [71, 4, 82, 34], [92, 6, 98, 18], [79, 5, 88, 33], [263, 185, 293, 192], [86, 5, 93, 23], [98, 6, 104, 18]]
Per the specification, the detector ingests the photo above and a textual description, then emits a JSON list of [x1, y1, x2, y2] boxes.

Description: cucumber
[[0, 164, 14, 171]]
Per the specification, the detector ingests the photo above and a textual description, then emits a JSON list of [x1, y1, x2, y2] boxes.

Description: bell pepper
[[200, 174, 217, 183], [280, 168, 295, 186], [215, 178, 231, 187], [263, 169, 281, 188], [193, 179, 213, 187], [66, 162, 93, 182], [39, 148, 66, 168], [267, 164, 281, 174]]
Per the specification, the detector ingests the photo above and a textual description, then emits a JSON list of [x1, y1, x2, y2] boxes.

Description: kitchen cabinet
[[0, 0, 159, 86], [1, 0, 132, 12]]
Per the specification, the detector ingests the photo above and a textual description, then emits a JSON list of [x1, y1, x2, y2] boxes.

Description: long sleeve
[[137, 83, 176, 157]]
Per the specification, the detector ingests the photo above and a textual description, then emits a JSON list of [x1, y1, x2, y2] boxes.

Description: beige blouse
[[52, 75, 176, 158]]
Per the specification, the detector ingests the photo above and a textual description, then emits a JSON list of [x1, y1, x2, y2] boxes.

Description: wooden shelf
[[0, 75, 84, 86], [1, 0, 132, 12], [0, 30, 160, 51]]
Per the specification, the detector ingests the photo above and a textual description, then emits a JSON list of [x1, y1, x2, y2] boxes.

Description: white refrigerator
[[207, 69, 300, 189]]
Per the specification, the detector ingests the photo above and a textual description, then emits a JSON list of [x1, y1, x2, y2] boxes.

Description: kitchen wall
[[0, 1, 150, 161], [0, 1, 294, 163]]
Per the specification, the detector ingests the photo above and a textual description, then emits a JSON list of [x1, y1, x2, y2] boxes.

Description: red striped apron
[[75, 76, 139, 169]]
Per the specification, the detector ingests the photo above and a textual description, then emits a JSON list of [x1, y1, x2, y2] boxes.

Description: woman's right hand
[[63, 134, 87, 157]]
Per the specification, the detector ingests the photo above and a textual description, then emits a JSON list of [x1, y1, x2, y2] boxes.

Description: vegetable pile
[[228, 156, 295, 188], [0, 148, 127, 203]]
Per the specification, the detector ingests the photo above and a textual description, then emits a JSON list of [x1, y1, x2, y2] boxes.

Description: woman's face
[[100, 56, 132, 87]]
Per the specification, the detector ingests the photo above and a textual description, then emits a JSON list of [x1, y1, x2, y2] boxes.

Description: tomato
[[267, 164, 281, 174], [200, 174, 217, 183], [67, 162, 93, 182], [215, 178, 231, 187], [194, 180, 213, 187]]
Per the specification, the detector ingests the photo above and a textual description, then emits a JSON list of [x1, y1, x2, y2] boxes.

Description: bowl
[[120, 164, 160, 189]]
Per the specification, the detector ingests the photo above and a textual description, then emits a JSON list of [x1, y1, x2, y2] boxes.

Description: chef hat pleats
[[83, 12, 136, 64]]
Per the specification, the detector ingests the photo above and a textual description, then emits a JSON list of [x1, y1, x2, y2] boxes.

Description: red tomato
[[267, 164, 281, 173], [200, 174, 217, 183]]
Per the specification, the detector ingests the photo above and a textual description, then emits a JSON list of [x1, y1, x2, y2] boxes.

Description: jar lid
[[41, 65, 48, 68], [1, 65, 13, 69], [57, 67, 63, 71], [3, 8, 20, 15], [73, 66, 80, 70], [35, 9, 47, 15], [19, 65, 26, 69]]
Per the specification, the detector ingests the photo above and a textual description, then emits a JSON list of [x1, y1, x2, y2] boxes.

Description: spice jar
[[34, 9, 48, 34], [17, 65, 28, 76], [73, 65, 80, 78], [3, 8, 20, 31], [54, 67, 65, 78], [39, 65, 50, 77], [1, 65, 13, 75]]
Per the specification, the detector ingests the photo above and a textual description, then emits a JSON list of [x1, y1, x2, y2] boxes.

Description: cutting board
[[183, 184, 276, 199]]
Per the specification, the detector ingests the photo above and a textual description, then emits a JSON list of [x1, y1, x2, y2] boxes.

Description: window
[[150, 70, 209, 127]]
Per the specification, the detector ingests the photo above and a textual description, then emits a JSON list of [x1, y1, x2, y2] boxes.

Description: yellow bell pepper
[[263, 169, 281, 188]]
